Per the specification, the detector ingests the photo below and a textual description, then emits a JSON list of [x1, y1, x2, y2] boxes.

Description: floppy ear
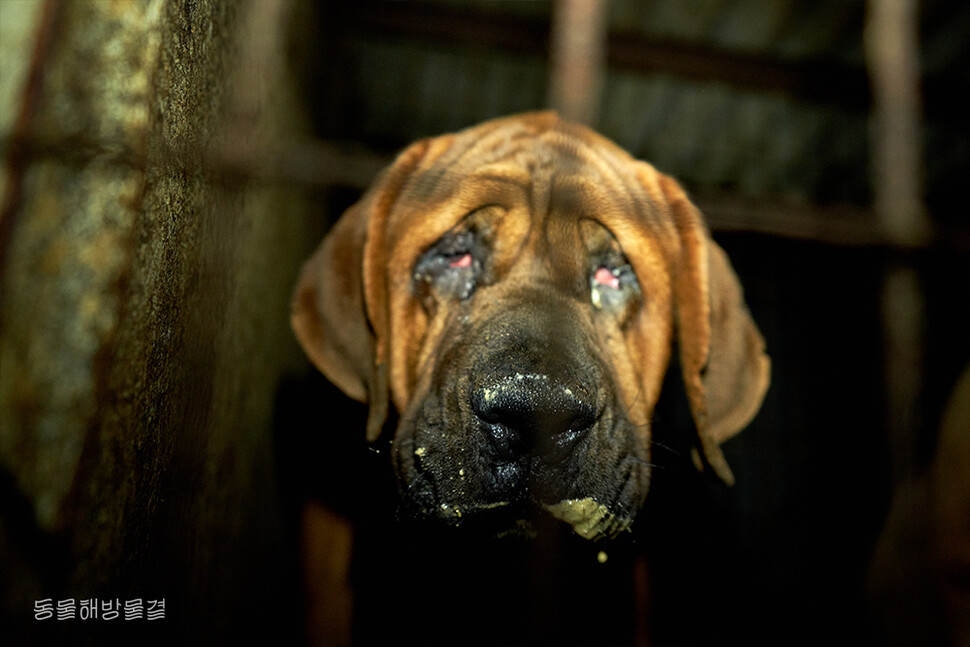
[[662, 176, 771, 485], [291, 141, 430, 441]]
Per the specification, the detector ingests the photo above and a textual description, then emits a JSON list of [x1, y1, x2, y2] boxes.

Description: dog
[[292, 111, 770, 644]]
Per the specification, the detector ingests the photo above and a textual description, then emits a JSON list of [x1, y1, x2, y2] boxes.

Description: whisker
[[648, 439, 682, 458], [628, 457, 664, 469]]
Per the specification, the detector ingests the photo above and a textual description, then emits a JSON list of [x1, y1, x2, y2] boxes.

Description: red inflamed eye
[[450, 253, 473, 269], [593, 266, 620, 289]]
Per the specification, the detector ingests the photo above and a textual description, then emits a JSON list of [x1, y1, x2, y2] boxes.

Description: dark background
[[282, 1, 969, 645], [1, 1, 968, 646]]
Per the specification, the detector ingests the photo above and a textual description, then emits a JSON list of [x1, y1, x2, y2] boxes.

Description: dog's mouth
[[393, 432, 641, 541], [395, 490, 630, 542], [392, 374, 648, 541]]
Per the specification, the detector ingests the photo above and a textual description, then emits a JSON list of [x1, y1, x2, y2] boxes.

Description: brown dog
[[292, 112, 769, 642]]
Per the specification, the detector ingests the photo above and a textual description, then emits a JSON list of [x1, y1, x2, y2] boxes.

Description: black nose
[[472, 374, 596, 462]]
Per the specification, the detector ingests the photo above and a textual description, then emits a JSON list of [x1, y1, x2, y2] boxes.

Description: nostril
[[535, 408, 594, 462], [470, 386, 502, 424], [564, 407, 596, 435], [538, 427, 588, 464], [472, 375, 595, 460], [482, 423, 525, 460], [471, 387, 526, 459]]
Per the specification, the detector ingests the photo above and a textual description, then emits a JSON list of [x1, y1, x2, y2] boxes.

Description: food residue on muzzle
[[544, 497, 627, 541]]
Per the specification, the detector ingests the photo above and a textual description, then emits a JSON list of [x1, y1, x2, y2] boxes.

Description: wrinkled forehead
[[404, 122, 636, 211], [387, 121, 679, 265]]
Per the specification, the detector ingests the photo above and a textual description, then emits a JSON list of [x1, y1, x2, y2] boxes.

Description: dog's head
[[293, 112, 769, 539]]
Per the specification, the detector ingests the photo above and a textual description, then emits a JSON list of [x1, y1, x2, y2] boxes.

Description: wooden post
[[547, 0, 609, 126]]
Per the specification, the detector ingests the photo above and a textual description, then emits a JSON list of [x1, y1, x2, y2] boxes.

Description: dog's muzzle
[[393, 292, 645, 540]]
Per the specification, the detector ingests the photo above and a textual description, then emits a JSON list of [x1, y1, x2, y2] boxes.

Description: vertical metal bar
[[865, 0, 928, 485], [880, 265, 926, 483], [865, 0, 931, 247], [547, 0, 609, 126], [0, 0, 62, 282]]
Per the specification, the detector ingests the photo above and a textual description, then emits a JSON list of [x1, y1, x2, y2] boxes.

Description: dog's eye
[[590, 262, 638, 310], [448, 252, 473, 268], [593, 266, 620, 289], [414, 231, 482, 301]]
